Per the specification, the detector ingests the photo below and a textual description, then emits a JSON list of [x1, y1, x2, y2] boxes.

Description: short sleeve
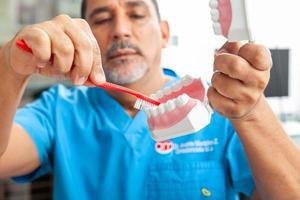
[[225, 128, 256, 197], [12, 86, 59, 183]]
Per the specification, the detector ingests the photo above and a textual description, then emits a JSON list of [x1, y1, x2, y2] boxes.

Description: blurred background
[[1, 0, 300, 199]]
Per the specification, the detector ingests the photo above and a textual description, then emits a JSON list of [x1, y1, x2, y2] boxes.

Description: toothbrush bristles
[[134, 98, 157, 110]]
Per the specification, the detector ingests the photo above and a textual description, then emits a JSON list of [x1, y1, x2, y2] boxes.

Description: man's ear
[[160, 20, 170, 48]]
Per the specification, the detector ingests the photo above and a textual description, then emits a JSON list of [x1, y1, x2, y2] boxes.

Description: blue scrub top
[[14, 69, 255, 200]]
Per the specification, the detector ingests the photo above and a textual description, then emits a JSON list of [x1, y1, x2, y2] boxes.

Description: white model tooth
[[213, 22, 222, 35], [149, 107, 158, 117], [156, 90, 164, 99], [181, 75, 193, 86], [210, 9, 219, 22], [164, 87, 172, 95], [158, 104, 165, 114], [179, 93, 190, 105], [175, 97, 183, 107], [175, 94, 189, 107], [165, 99, 176, 112], [144, 108, 152, 117], [172, 82, 182, 92], [209, 0, 218, 9]]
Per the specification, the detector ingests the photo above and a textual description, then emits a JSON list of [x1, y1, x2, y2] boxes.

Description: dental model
[[144, 75, 213, 142], [209, 0, 254, 42], [142, 0, 255, 141]]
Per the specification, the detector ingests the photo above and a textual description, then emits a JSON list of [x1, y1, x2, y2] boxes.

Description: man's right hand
[[3, 14, 105, 85], [0, 15, 106, 179]]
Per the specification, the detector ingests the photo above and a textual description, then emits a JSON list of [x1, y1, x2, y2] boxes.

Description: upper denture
[[158, 78, 206, 103]]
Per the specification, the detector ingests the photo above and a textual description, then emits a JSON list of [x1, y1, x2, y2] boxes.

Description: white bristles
[[134, 98, 157, 110]]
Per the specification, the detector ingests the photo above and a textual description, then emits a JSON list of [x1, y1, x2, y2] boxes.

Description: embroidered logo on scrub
[[155, 141, 173, 154], [173, 138, 219, 155]]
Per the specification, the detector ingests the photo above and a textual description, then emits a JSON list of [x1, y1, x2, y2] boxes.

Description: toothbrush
[[209, 0, 254, 42], [15, 39, 160, 108]]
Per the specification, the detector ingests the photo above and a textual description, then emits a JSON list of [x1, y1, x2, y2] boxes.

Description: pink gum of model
[[218, 0, 232, 38]]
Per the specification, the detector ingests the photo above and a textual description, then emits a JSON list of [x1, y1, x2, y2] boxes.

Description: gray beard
[[103, 62, 149, 85]]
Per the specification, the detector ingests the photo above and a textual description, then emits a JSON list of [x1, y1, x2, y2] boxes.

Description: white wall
[[158, 0, 300, 114]]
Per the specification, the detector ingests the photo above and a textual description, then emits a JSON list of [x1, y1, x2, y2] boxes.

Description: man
[[0, 0, 300, 199]]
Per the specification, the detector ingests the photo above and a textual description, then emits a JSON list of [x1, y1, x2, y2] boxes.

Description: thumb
[[83, 79, 97, 87], [216, 41, 243, 55]]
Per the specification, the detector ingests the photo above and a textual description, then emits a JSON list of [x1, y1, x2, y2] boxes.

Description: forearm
[[0, 43, 29, 157], [232, 97, 300, 199]]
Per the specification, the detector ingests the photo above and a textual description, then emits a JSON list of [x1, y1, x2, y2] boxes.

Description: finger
[[15, 26, 51, 68], [207, 86, 238, 117], [211, 71, 260, 103], [83, 79, 97, 87], [214, 53, 266, 86], [89, 36, 106, 84], [211, 71, 235, 99], [74, 18, 105, 84], [36, 21, 75, 77], [54, 15, 94, 85], [238, 43, 272, 71]]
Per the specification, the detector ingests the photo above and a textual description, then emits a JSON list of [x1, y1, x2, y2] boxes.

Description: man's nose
[[112, 16, 132, 40]]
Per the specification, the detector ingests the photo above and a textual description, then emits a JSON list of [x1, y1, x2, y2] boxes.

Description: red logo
[[155, 141, 173, 154]]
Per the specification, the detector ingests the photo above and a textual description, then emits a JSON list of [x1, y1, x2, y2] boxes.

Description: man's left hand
[[207, 42, 272, 121]]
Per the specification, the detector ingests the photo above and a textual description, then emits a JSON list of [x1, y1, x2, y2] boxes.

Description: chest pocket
[[147, 160, 227, 200]]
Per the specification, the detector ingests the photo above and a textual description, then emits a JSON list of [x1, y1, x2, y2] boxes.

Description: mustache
[[106, 40, 143, 59]]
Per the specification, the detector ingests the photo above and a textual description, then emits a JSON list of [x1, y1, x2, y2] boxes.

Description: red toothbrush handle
[[16, 39, 54, 64], [98, 82, 160, 106], [16, 39, 33, 53]]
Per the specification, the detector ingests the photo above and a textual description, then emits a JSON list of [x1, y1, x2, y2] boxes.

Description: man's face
[[85, 0, 168, 85]]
